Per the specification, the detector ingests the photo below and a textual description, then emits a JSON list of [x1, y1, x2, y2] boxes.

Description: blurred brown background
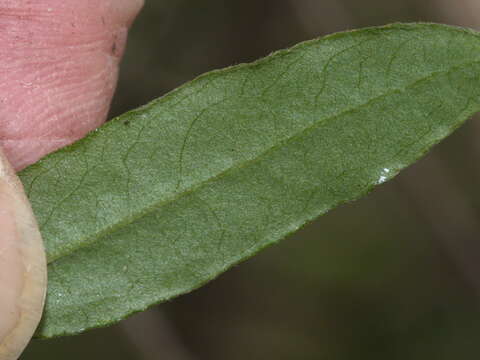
[[22, 0, 480, 359]]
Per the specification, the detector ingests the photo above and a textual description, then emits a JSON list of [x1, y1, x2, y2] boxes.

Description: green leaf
[[19, 23, 480, 338]]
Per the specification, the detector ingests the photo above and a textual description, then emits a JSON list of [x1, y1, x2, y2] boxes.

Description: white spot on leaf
[[376, 168, 391, 184]]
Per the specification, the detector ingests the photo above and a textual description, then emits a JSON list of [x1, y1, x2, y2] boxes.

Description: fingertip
[[0, 0, 144, 170], [0, 149, 46, 360], [111, 0, 145, 27]]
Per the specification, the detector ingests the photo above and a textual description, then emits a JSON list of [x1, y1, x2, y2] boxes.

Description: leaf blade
[[19, 23, 480, 337]]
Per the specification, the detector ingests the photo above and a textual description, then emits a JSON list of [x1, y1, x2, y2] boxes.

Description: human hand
[[0, 1, 143, 359]]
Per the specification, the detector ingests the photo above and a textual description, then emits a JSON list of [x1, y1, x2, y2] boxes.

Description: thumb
[[0, 147, 46, 360], [0, 0, 144, 171]]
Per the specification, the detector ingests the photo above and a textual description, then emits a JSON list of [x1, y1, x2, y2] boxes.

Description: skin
[[0, 1, 143, 358], [0, 148, 46, 360], [0, 0, 144, 170]]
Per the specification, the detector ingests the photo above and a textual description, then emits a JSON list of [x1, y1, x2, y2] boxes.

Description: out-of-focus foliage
[[24, 1, 480, 359]]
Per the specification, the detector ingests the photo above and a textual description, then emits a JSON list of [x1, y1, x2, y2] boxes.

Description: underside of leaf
[[18, 23, 480, 337]]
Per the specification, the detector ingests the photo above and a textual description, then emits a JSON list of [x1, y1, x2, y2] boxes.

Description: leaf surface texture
[[19, 23, 480, 337]]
